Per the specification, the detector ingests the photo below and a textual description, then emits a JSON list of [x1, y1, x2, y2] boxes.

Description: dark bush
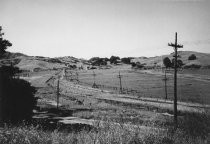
[[89, 66, 97, 69], [121, 57, 132, 64], [188, 54, 196, 60], [89, 57, 107, 66], [131, 62, 144, 69], [163, 57, 172, 68], [184, 64, 201, 69], [131, 62, 136, 67], [110, 56, 120, 64], [0, 66, 37, 123]]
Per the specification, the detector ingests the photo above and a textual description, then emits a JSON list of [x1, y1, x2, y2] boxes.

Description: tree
[[0, 26, 12, 58], [188, 54, 196, 60], [131, 62, 144, 69], [110, 56, 120, 64], [121, 57, 131, 64], [0, 66, 37, 123], [89, 57, 107, 66], [163, 57, 172, 68], [0, 26, 37, 124], [172, 58, 184, 68]]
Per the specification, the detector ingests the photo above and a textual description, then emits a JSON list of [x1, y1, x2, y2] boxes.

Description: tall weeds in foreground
[[178, 111, 210, 138], [0, 116, 209, 144]]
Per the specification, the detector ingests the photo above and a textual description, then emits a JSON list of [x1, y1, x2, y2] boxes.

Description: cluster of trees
[[88, 57, 109, 66], [163, 57, 184, 68], [0, 26, 37, 124], [121, 57, 133, 64], [163, 54, 197, 69], [131, 62, 145, 69], [89, 56, 133, 66]]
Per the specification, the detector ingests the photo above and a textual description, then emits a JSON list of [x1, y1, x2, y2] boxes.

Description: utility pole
[[168, 32, 183, 127], [92, 71, 97, 88], [118, 71, 123, 93], [76, 71, 79, 82], [56, 79, 60, 109], [162, 69, 168, 100]]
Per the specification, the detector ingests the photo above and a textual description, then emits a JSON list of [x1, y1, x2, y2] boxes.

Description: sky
[[0, 0, 210, 59]]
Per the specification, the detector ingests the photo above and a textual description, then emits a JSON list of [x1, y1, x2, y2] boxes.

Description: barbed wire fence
[[45, 68, 210, 113]]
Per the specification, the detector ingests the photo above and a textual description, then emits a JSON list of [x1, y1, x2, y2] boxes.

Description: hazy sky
[[1, 0, 210, 59]]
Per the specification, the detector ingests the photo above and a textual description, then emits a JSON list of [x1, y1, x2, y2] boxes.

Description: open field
[[1, 53, 210, 143], [1, 66, 209, 143], [74, 65, 210, 105]]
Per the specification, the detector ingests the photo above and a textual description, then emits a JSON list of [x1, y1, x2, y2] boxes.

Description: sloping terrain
[[132, 51, 210, 68], [16, 57, 66, 71], [23, 68, 209, 130], [0, 52, 89, 72]]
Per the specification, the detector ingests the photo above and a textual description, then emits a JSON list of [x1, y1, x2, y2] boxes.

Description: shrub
[[184, 64, 201, 69], [131, 62, 136, 67], [0, 66, 37, 123], [131, 62, 145, 69], [110, 56, 120, 64], [89, 57, 107, 66], [188, 54, 196, 60], [163, 57, 172, 68], [121, 57, 132, 64]]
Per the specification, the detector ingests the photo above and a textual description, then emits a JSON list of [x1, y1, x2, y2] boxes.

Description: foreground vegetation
[[1, 112, 210, 144], [0, 124, 208, 144]]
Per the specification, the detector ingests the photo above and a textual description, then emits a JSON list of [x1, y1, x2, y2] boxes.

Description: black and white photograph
[[0, 0, 210, 143]]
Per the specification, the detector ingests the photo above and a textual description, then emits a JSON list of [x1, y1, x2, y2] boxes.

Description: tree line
[[88, 56, 134, 66]]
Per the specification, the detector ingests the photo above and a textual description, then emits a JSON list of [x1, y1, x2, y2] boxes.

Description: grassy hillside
[[16, 57, 66, 71], [1, 51, 28, 59], [132, 51, 210, 68], [1, 51, 210, 71], [0, 52, 90, 71]]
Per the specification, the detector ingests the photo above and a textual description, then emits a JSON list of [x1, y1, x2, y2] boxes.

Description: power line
[[92, 71, 98, 88], [162, 69, 169, 100]]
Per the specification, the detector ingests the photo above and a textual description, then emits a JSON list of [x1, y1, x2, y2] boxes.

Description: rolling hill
[[0, 52, 89, 72], [131, 51, 210, 68], [1, 51, 210, 71]]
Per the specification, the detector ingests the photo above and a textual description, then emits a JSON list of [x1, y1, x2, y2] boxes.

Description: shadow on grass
[[31, 106, 94, 133]]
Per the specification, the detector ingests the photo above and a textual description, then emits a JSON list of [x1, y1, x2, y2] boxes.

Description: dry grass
[[76, 67, 210, 105], [1, 113, 209, 144]]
